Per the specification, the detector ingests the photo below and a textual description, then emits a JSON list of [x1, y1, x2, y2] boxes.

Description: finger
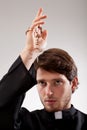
[[34, 15, 47, 23], [42, 30, 48, 40], [31, 21, 45, 30], [26, 21, 45, 35], [36, 8, 43, 18]]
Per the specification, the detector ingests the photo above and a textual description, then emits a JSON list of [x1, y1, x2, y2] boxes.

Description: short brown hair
[[34, 48, 78, 82]]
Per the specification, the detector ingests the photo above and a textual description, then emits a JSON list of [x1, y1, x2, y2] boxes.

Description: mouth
[[44, 99, 56, 105]]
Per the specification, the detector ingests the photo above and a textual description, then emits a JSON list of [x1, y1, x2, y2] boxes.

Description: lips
[[44, 99, 56, 104]]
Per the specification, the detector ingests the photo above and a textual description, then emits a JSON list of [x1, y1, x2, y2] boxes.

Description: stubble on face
[[39, 92, 72, 112], [37, 68, 72, 112]]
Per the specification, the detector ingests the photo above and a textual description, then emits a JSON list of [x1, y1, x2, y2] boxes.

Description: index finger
[[36, 8, 43, 17]]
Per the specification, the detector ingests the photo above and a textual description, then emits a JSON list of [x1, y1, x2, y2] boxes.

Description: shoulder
[[20, 107, 44, 118], [75, 108, 87, 121]]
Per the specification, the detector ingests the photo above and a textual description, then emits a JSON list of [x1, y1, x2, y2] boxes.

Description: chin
[[44, 106, 57, 112], [44, 104, 66, 112]]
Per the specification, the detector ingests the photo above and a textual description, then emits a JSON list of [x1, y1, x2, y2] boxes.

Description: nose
[[45, 85, 53, 96]]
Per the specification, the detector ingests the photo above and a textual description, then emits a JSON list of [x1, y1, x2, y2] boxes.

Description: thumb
[[42, 30, 48, 40]]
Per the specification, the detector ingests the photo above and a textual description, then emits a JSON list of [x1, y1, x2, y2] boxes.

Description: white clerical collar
[[54, 111, 62, 119]]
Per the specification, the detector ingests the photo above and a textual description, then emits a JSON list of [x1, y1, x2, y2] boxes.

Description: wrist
[[20, 49, 35, 70], [20, 48, 41, 70]]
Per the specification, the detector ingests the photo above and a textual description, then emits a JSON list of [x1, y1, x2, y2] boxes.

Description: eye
[[37, 80, 47, 87], [54, 80, 63, 86]]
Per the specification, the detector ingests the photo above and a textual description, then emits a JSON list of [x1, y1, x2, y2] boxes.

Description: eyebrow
[[37, 78, 63, 82]]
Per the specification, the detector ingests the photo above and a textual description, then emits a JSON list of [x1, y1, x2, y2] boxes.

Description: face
[[36, 68, 77, 112]]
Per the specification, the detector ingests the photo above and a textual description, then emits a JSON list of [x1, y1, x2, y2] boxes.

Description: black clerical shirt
[[14, 105, 87, 130], [0, 56, 87, 130]]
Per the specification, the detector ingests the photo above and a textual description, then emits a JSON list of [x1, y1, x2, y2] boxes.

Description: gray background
[[0, 0, 87, 113]]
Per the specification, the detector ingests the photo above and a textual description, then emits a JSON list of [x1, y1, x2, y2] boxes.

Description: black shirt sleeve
[[0, 56, 36, 129]]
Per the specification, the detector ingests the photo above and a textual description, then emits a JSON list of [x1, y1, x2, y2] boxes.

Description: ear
[[71, 77, 79, 93]]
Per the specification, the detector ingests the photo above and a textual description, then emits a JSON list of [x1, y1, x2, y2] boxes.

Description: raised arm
[[0, 8, 47, 129], [20, 7, 47, 70], [0, 7, 47, 107]]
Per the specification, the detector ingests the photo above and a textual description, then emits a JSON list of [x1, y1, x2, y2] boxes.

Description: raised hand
[[20, 8, 47, 69], [25, 8, 47, 52]]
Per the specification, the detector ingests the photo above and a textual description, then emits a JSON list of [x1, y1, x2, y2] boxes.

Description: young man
[[0, 8, 87, 130]]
